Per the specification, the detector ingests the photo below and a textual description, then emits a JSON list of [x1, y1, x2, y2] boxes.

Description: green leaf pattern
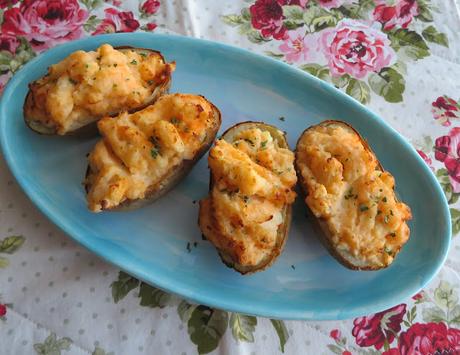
[[0, 235, 25, 268], [222, 0, 449, 104]]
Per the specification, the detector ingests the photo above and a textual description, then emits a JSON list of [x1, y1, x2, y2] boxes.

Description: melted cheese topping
[[86, 94, 217, 212], [200, 127, 297, 267], [296, 124, 411, 268], [26, 44, 174, 134]]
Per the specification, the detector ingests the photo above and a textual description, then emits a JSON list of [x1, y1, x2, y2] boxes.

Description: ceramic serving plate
[[0, 33, 451, 320]]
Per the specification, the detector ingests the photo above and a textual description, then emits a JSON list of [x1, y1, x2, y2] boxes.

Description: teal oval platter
[[0, 33, 451, 320]]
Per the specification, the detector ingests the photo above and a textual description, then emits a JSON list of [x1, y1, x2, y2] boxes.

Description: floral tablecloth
[[1, 0, 460, 354]]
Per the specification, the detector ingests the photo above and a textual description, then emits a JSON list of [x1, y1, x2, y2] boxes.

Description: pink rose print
[[0, 304, 6, 317], [398, 322, 458, 355], [411, 291, 424, 301], [318, 0, 348, 10], [330, 329, 341, 341], [352, 303, 406, 350], [0, 33, 20, 54], [279, 28, 311, 63], [373, 0, 419, 31], [434, 127, 460, 193], [93, 8, 140, 35], [320, 19, 396, 79], [432, 95, 459, 126], [382, 350, 401, 355], [105, 0, 122, 6], [1, 0, 88, 51], [341, 352, 352, 355], [0, 0, 18, 9], [141, 0, 160, 15]]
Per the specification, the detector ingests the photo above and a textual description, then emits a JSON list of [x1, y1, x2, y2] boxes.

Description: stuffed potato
[[199, 122, 297, 274], [85, 93, 221, 212], [295, 120, 412, 270], [24, 44, 175, 135]]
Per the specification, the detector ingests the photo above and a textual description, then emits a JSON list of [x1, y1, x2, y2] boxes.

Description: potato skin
[[84, 96, 221, 212], [24, 46, 174, 137], [295, 120, 411, 271], [198, 121, 293, 275]]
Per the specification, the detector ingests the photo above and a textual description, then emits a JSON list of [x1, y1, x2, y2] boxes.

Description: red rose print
[[382, 350, 400, 355], [279, 0, 308, 6], [0, 0, 18, 9], [321, 19, 396, 79], [342, 352, 352, 355], [93, 8, 140, 35], [1, 0, 88, 51], [416, 150, 433, 169], [330, 329, 341, 341], [434, 127, 460, 193], [145, 22, 157, 31], [373, 0, 419, 31], [432, 96, 459, 126], [447, 327, 460, 353], [0, 33, 20, 54], [250, 0, 286, 40], [398, 322, 455, 355], [352, 303, 406, 350], [411, 291, 424, 301], [0, 304, 6, 317], [141, 0, 160, 15]]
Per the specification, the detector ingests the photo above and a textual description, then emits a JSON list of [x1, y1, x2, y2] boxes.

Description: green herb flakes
[[359, 204, 369, 212]]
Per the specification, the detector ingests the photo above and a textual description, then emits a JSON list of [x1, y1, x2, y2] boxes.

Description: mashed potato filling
[[26, 44, 174, 134], [296, 124, 411, 267], [200, 127, 297, 267], [86, 94, 216, 212]]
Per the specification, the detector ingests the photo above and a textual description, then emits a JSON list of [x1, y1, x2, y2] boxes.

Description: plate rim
[[0, 32, 452, 320]]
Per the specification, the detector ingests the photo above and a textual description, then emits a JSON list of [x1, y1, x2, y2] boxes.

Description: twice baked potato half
[[24, 44, 175, 135], [199, 122, 297, 274], [295, 120, 412, 270], [85, 93, 221, 212]]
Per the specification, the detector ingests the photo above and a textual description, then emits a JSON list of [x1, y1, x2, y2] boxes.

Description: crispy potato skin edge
[[199, 121, 293, 275], [294, 119, 409, 271], [23, 46, 174, 137], [84, 97, 222, 212]]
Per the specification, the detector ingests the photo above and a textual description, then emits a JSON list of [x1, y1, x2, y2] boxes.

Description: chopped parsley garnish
[[170, 117, 180, 125], [147, 80, 154, 85], [113, 84, 118, 89], [150, 148, 159, 159], [390, 209, 394, 216], [384, 246, 393, 255], [139, 52, 147, 57], [279, 116, 285, 121], [130, 59, 138, 65], [359, 204, 369, 212], [261, 140, 267, 149], [68, 78, 77, 85], [150, 136, 161, 159], [377, 210, 382, 215], [114, 63, 118, 67], [382, 197, 387, 202], [85, 64, 89, 68], [242, 196, 249, 203], [344, 189, 357, 200], [389, 232, 396, 238], [244, 138, 255, 146]]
